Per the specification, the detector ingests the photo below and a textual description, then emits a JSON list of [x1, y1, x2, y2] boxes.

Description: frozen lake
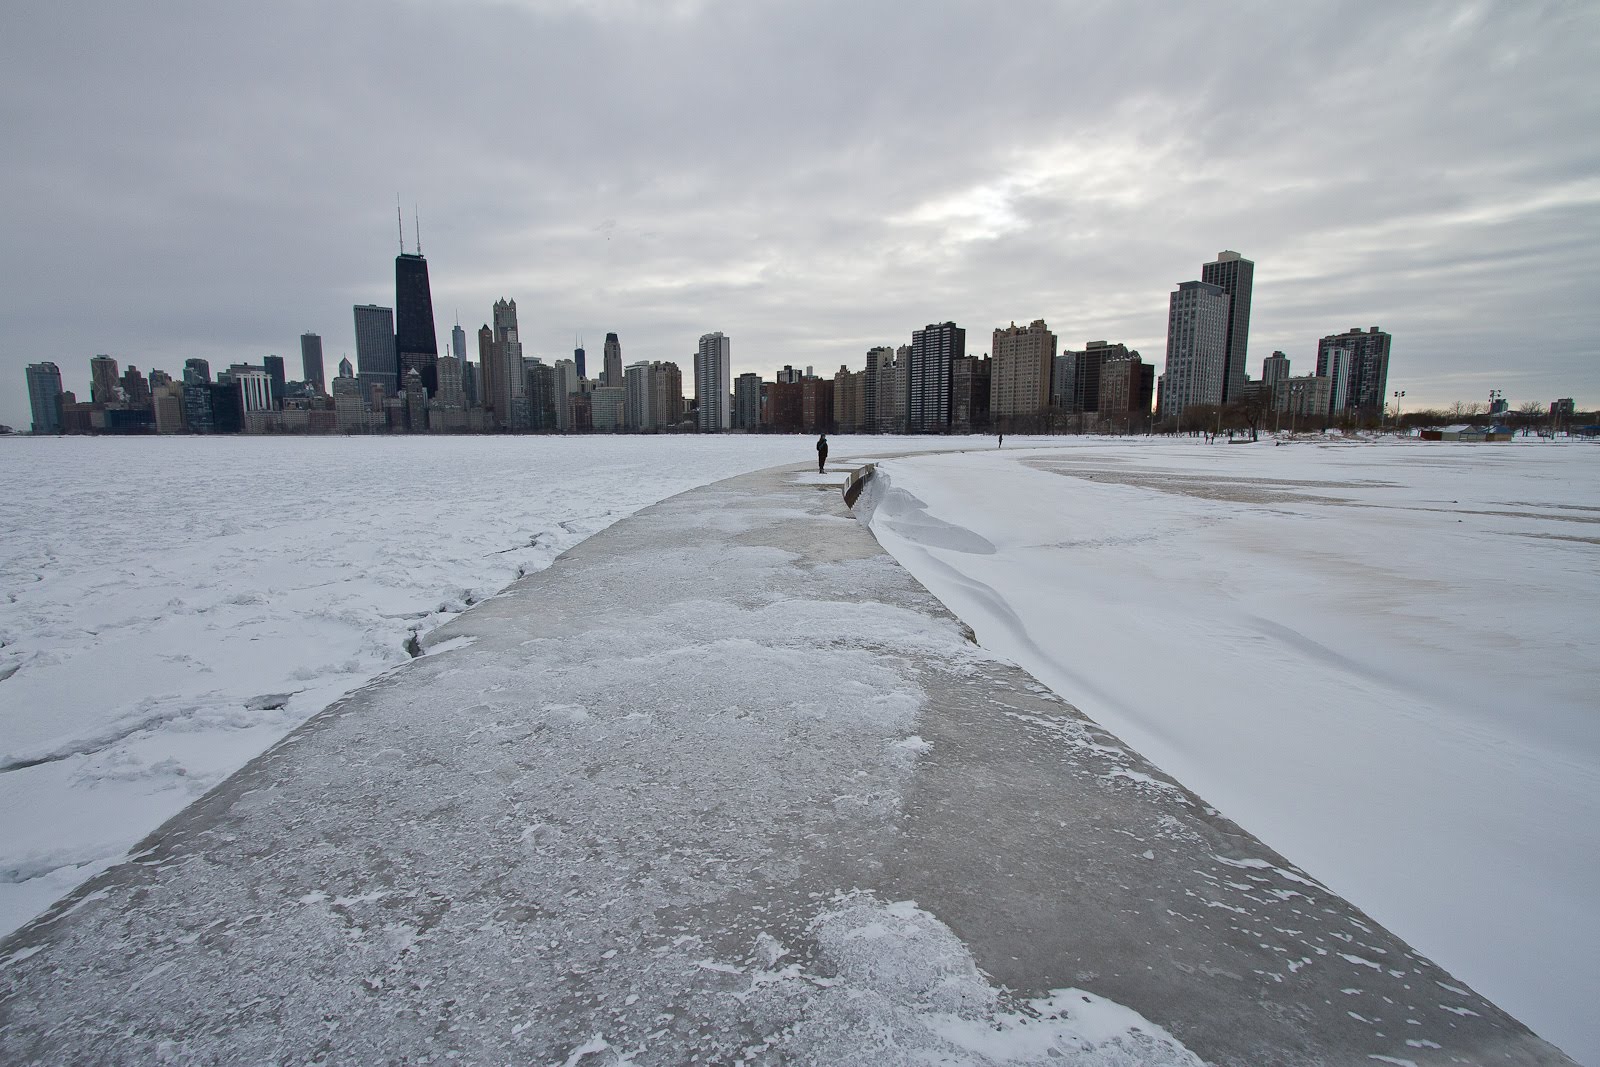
[[866, 436, 1600, 1063]]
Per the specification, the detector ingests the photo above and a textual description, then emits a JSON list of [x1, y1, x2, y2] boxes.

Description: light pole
[[1489, 388, 1503, 423], [1392, 389, 1405, 431]]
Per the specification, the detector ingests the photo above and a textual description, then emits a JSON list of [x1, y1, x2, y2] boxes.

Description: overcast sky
[[3, 0, 1597, 429]]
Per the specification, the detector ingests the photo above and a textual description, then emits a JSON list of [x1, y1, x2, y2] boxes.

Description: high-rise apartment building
[[734, 372, 762, 430], [590, 386, 625, 432], [1316, 327, 1391, 418], [353, 304, 398, 396], [89, 355, 120, 405], [552, 359, 578, 430], [1200, 250, 1253, 404], [694, 335, 732, 431], [874, 346, 908, 433], [1262, 351, 1290, 398], [951, 355, 991, 433], [1160, 281, 1230, 419], [623, 361, 652, 431], [990, 319, 1056, 424], [695, 332, 731, 431], [908, 323, 964, 432], [395, 252, 438, 395], [603, 333, 622, 387], [300, 333, 326, 395], [650, 361, 684, 430], [26, 362, 64, 434]]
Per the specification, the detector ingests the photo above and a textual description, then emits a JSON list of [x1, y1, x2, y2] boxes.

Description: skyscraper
[[492, 299, 524, 428], [451, 321, 467, 364], [574, 345, 587, 380], [1262, 351, 1290, 397], [395, 252, 438, 395], [353, 304, 398, 395], [624, 361, 652, 431], [908, 323, 964, 433], [300, 333, 326, 395], [477, 324, 498, 424], [89, 355, 120, 405], [603, 333, 622, 388], [733, 372, 762, 430], [1317, 327, 1391, 419], [25, 362, 63, 434], [990, 319, 1056, 424], [694, 332, 731, 431], [1200, 250, 1254, 404], [262, 355, 286, 409], [1160, 281, 1230, 419]]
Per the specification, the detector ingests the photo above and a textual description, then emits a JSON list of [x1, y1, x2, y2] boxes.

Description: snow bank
[[866, 436, 1600, 1064]]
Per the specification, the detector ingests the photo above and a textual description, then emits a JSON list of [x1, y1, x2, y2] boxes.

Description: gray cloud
[[3, 0, 1597, 428]]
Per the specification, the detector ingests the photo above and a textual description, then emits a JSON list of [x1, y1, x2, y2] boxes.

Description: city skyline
[[2, 3, 1597, 431]]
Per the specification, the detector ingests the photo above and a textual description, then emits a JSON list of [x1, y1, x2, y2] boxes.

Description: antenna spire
[[415, 204, 422, 255], [396, 196, 404, 253]]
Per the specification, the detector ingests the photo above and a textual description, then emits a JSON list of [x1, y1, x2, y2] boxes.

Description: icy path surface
[[0, 434, 952, 938], [867, 436, 1600, 1065], [0, 462, 1564, 1065]]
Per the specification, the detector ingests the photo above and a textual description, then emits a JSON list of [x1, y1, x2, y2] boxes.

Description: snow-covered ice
[[864, 435, 1600, 1064], [0, 433, 952, 939]]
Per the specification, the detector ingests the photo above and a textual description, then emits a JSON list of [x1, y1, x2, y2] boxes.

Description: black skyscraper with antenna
[[395, 205, 438, 395]]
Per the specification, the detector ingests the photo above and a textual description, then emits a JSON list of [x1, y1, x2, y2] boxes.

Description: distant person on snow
[[816, 434, 829, 473]]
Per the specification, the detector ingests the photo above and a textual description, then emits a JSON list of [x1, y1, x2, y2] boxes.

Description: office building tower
[[119, 366, 151, 408], [26, 362, 64, 434], [354, 304, 398, 395], [229, 366, 274, 413], [694, 332, 731, 431], [436, 354, 465, 408], [262, 355, 286, 409], [734, 372, 762, 430], [89, 355, 120, 405], [990, 319, 1056, 424], [477, 324, 498, 423], [1317, 327, 1391, 418], [395, 251, 438, 395], [1262, 351, 1290, 399], [451, 321, 467, 364], [526, 361, 558, 431], [492, 299, 525, 427], [403, 368, 428, 431], [1160, 281, 1229, 419], [603, 333, 622, 387], [908, 323, 964, 432], [300, 333, 326, 395], [1200, 250, 1254, 403], [574, 346, 587, 380]]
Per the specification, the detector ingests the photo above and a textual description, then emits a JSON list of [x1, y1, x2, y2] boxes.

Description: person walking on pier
[[816, 433, 829, 473]]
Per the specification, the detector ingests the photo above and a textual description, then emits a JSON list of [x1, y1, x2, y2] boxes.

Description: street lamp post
[[1392, 389, 1405, 431]]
